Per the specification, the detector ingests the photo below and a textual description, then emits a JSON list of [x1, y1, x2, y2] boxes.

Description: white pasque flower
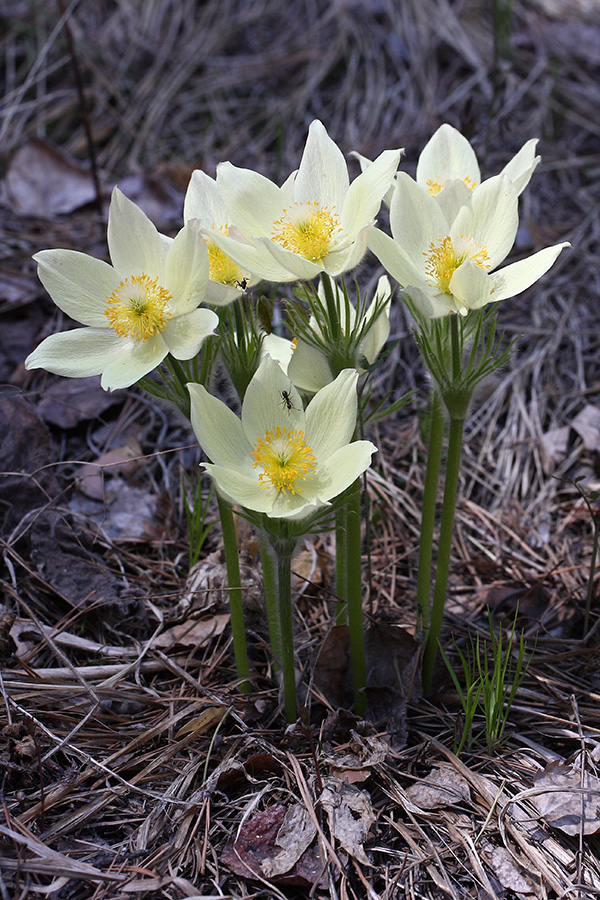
[[205, 119, 401, 283], [288, 275, 392, 392], [188, 356, 376, 519], [355, 122, 540, 220], [183, 170, 259, 305], [369, 172, 569, 318], [25, 188, 219, 391]]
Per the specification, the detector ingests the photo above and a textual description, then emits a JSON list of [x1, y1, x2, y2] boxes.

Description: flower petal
[[389, 172, 450, 262], [242, 356, 305, 445], [368, 226, 423, 287], [162, 307, 218, 359], [206, 281, 245, 306], [403, 285, 453, 318], [452, 174, 519, 269], [107, 187, 164, 278], [25, 328, 123, 378], [449, 259, 495, 312], [416, 124, 480, 192], [34, 249, 120, 327], [164, 219, 209, 316], [305, 369, 358, 460], [100, 333, 167, 390], [183, 170, 227, 228], [260, 334, 295, 374], [216, 161, 284, 238], [341, 148, 401, 240], [206, 229, 291, 281], [188, 383, 253, 471], [499, 139, 540, 195], [203, 463, 276, 514], [287, 340, 333, 392], [254, 236, 324, 281], [314, 440, 376, 503], [294, 120, 349, 210], [361, 275, 392, 364], [490, 242, 569, 302], [434, 179, 472, 225]]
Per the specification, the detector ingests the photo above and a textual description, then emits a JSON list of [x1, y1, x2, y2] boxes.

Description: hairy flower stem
[[422, 414, 464, 694], [260, 531, 282, 671], [346, 478, 367, 716], [335, 504, 348, 624], [217, 495, 251, 693], [416, 393, 444, 631], [277, 551, 298, 722], [320, 272, 341, 343]]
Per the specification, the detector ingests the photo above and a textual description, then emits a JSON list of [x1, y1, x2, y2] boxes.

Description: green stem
[[346, 478, 367, 716], [217, 495, 250, 693], [422, 414, 464, 694], [320, 272, 341, 343], [164, 355, 191, 416], [335, 502, 348, 624], [416, 392, 445, 632], [260, 530, 282, 671], [277, 550, 297, 723]]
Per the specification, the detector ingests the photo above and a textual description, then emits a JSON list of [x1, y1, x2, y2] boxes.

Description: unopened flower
[[188, 357, 375, 519], [206, 120, 401, 283], [184, 170, 258, 305], [25, 189, 218, 391], [369, 172, 569, 318]]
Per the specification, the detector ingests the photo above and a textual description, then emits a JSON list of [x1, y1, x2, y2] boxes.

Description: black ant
[[281, 389, 295, 412], [236, 277, 248, 291]]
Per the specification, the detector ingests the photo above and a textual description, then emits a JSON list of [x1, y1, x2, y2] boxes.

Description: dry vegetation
[[1, 0, 600, 897]]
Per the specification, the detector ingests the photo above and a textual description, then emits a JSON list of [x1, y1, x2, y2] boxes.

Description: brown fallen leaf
[[152, 614, 229, 651], [571, 404, 600, 451], [3, 140, 98, 216], [319, 778, 375, 865], [175, 707, 227, 738], [38, 377, 121, 429], [322, 733, 388, 785], [406, 764, 471, 810], [532, 759, 600, 835], [261, 803, 317, 877], [76, 437, 143, 500], [482, 843, 540, 896]]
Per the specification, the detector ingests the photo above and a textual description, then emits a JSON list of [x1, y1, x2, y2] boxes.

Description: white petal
[[242, 356, 304, 445], [164, 220, 209, 315], [216, 162, 284, 238], [305, 369, 358, 460], [324, 223, 370, 276], [490, 242, 569, 302], [268, 489, 323, 519], [368, 227, 423, 287], [203, 464, 276, 514], [389, 172, 450, 264], [162, 307, 218, 359], [107, 187, 164, 278], [206, 281, 244, 306], [183, 170, 226, 227], [100, 333, 167, 390], [341, 148, 401, 240], [287, 340, 333, 392], [25, 328, 123, 378], [188, 383, 253, 471], [403, 284, 453, 318], [434, 179, 472, 225], [416, 124, 480, 192], [260, 334, 295, 374], [255, 236, 324, 281], [361, 277, 391, 364], [449, 259, 495, 312], [453, 174, 518, 269], [314, 441, 376, 503], [207, 229, 292, 281], [294, 120, 349, 210], [499, 139, 540, 195], [34, 249, 120, 327]]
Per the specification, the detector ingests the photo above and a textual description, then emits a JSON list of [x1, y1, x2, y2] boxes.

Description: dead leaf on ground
[[540, 425, 569, 473], [312, 625, 352, 709], [2, 140, 98, 216], [322, 732, 388, 785], [175, 707, 227, 739], [152, 614, 229, 651], [531, 759, 600, 835], [38, 376, 122, 429], [571, 404, 600, 451], [261, 803, 317, 877], [481, 843, 540, 896], [76, 437, 143, 500], [69, 480, 160, 541], [406, 764, 471, 810], [319, 778, 375, 865]]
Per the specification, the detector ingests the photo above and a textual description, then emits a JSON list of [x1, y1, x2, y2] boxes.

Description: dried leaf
[[540, 425, 569, 473], [37, 376, 121, 429], [175, 707, 227, 738], [532, 760, 600, 835], [3, 140, 98, 216], [319, 778, 375, 864], [152, 614, 229, 651], [571, 404, 600, 451], [485, 844, 539, 895], [406, 764, 471, 810], [76, 437, 143, 500], [322, 733, 388, 784], [261, 804, 317, 877]]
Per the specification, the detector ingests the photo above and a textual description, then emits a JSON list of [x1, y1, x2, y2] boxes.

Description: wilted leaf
[[152, 614, 229, 651], [540, 425, 569, 473], [484, 844, 539, 895], [76, 437, 143, 500], [322, 733, 388, 785], [175, 707, 227, 738], [3, 140, 98, 216], [406, 764, 471, 810], [261, 804, 317, 877], [319, 778, 375, 864], [312, 625, 352, 708], [532, 760, 600, 835], [38, 376, 121, 429], [571, 405, 600, 451]]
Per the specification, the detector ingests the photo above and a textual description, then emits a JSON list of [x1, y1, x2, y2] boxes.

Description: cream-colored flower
[[206, 120, 401, 283], [184, 170, 259, 305], [188, 357, 375, 519], [25, 188, 218, 390], [369, 173, 569, 317]]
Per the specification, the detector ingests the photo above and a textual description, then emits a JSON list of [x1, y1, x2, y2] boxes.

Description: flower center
[[252, 426, 317, 494], [271, 201, 341, 262], [206, 226, 248, 286], [424, 235, 490, 294], [426, 175, 478, 197], [105, 274, 172, 341]]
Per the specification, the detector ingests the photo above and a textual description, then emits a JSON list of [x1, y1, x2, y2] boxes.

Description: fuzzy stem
[[217, 495, 250, 693], [259, 531, 282, 672], [277, 550, 297, 722], [346, 478, 367, 716], [422, 414, 464, 694], [417, 392, 445, 632], [320, 272, 341, 343], [335, 503, 348, 624]]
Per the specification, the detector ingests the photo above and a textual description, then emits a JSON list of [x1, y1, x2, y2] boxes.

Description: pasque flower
[[183, 170, 258, 305], [369, 172, 569, 318], [204, 119, 401, 283], [25, 188, 218, 391], [188, 356, 376, 519]]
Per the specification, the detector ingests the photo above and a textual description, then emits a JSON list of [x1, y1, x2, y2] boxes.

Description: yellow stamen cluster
[[271, 201, 341, 262], [105, 274, 172, 341], [205, 225, 247, 286], [424, 236, 490, 294], [252, 426, 317, 494], [426, 176, 478, 197]]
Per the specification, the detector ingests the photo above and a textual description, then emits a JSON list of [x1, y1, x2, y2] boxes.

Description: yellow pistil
[[271, 201, 341, 262], [424, 235, 490, 294], [252, 426, 317, 494], [205, 225, 248, 286], [426, 176, 478, 197], [105, 274, 172, 341]]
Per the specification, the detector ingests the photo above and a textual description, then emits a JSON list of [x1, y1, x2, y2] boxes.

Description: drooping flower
[[369, 172, 569, 318], [288, 275, 392, 392], [25, 188, 218, 391], [188, 356, 376, 519], [354, 122, 540, 220], [183, 170, 259, 305], [204, 120, 401, 283]]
